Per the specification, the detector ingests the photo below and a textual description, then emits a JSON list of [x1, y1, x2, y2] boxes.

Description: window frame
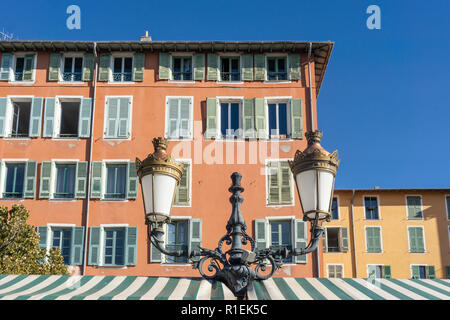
[[264, 53, 290, 83], [265, 159, 295, 207], [213, 97, 244, 141], [407, 225, 426, 253], [405, 194, 424, 221], [50, 159, 79, 201], [219, 55, 242, 82], [265, 97, 292, 140], [173, 158, 192, 207], [98, 224, 129, 268], [366, 264, 387, 278], [410, 264, 431, 279], [164, 218, 190, 264], [50, 226, 73, 265], [103, 162, 128, 201], [168, 52, 195, 83], [9, 52, 37, 84], [266, 216, 297, 265], [59, 53, 84, 83], [327, 264, 344, 278], [2, 161, 27, 199], [108, 53, 135, 84], [53, 96, 84, 139], [3, 95, 35, 139], [363, 195, 381, 220], [164, 96, 194, 141], [103, 95, 133, 140], [324, 226, 346, 253], [364, 225, 383, 253]]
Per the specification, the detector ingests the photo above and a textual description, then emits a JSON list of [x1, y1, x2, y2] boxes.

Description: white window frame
[[264, 53, 291, 83], [44, 223, 77, 254], [265, 158, 295, 207], [59, 52, 85, 84], [407, 225, 426, 253], [169, 53, 195, 83], [331, 195, 340, 220], [327, 264, 344, 278], [162, 216, 192, 265], [53, 95, 84, 140], [264, 97, 292, 140], [108, 53, 135, 84], [164, 96, 194, 141], [4, 95, 34, 140], [217, 53, 243, 84], [363, 195, 381, 220], [9, 52, 37, 84], [103, 95, 133, 140], [405, 194, 424, 220], [100, 159, 130, 202], [410, 264, 430, 279], [364, 225, 383, 253], [366, 264, 386, 278], [0, 158, 28, 200], [324, 225, 346, 253], [49, 159, 79, 201], [173, 159, 192, 207], [266, 216, 297, 266], [215, 97, 244, 141], [98, 224, 129, 268]]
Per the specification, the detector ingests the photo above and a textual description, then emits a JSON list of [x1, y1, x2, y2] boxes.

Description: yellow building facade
[[322, 189, 450, 279]]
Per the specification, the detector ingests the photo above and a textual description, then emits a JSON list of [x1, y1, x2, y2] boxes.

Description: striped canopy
[[0, 275, 448, 300]]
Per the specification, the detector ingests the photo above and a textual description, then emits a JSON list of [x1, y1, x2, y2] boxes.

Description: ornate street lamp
[[136, 132, 339, 300]]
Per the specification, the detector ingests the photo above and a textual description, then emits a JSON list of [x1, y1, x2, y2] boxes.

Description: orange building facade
[[0, 39, 334, 278]]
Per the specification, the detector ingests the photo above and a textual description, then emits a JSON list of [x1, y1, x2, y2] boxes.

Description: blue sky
[[1, 0, 449, 189]]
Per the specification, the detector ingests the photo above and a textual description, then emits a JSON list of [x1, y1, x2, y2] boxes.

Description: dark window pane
[[221, 58, 229, 73], [64, 58, 72, 73], [268, 104, 277, 136], [230, 103, 239, 132], [278, 103, 287, 135], [419, 266, 426, 279], [106, 165, 127, 198], [268, 59, 276, 72], [5, 163, 25, 198], [55, 164, 76, 198], [331, 198, 339, 219], [221, 103, 228, 136], [124, 58, 132, 73], [113, 58, 122, 73], [277, 58, 286, 72]]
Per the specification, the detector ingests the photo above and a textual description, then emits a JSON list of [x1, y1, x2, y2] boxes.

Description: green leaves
[[0, 204, 69, 275]]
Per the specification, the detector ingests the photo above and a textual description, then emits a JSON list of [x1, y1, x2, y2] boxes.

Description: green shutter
[[193, 54, 205, 81], [205, 98, 218, 139], [241, 54, 253, 81], [70, 226, 85, 265], [24, 161, 37, 198], [427, 266, 436, 279], [341, 227, 349, 252], [43, 98, 56, 137], [416, 228, 425, 253], [407, 196, 423, 219], [22, 54, 34, 81], [105, 98, 118, 138], [117, 97, 131, 138], [90, 161, 103, 199], [78, 98, 92, 138], [294, 219, 307, 263], [158, 53, 170, 80], [82, 53, 95, 81], [322, 228, 328, 252], [409, 227, 425, 253], [127, 161, 138, 199], [88, 227, 101, 265], [37, 226, 48, 250], [291, 98, 303, 139], [446, 266, 450, 279], [0, 97, 7, 137], [150, 225, 163, 263], [267, 162, 280, 204], [98, 54, 110, 81], [409, 228, 417, 252], [125, 227, 138, 265], [411, 265, 420, 279], [288, 54, 301, 80], [367, 265, 377, 278], [175, 163, 190, 205], [29, 97, 43, 137], [189, 219, 202, 262], [75, 161, 88, 199], [243, 98, 255, 138], [48, 53, 61, 81], [39, 161, 52, 199], [384, 265, 392, 279], [133, 53, 145, 82], [367, 227, 381, 253], [254, 219, 267, 250], [280, 162, 292, 204], [255, 98, 266, 139], [207, 54, 219, 81], [0, 53, 12, 81], [254, 54, 265, 80]]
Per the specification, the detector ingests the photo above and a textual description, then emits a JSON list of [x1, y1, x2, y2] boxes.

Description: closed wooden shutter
[[243, 98, 255, 138], [280, 162, 292, 204], [133, 53, 145, 82], [427, 266, 436, 279], [82, 53, 95, 81], [150, 226, 163, 263], [254, 54, 265, 80], [267, 161, 280, 205], [39, 161, 52, 199], [118, 98, 131, 138], [174, 162, 190, 205], [294, 219, 307, 263], [241, 54, 253, 81], [22, 54, 35, 81], [98, 54, 110, 81], [78, 98, 92, 138], [24, 161, 37, 199], [407, 196, 423, 219], [366, 227, 381, 253], [88, 227, 101, 265], [409, 227, 425, 253], [411, 265, 420, 279], [0, 53, 12, 81], [158, 53, 170, 80], [75, 161, 88, 199], [288, 53, 301, 80], [291, 98, 303, 139], [189, 219, 202, 262], [205, 98, 218, 139], [255, 98, 266, 139], [207, 54, 219, 81], [193, 54, 205, 81], [48, 53, 61, 81], [127, 161, 138, 199], [70, 226, 85, 265], [43, 98, 56, 137], [0, 97, 7, 137], [29, 97, 43, 137], [125, 227, 138, 265]]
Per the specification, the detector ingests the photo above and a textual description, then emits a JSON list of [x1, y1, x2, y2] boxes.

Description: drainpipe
[[81, 42, 98, 275], [350, 190, 358, 277], [307, 42, 314, 132]]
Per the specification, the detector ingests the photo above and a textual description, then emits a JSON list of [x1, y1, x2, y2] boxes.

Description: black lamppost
[[136, 131, 339, 300]]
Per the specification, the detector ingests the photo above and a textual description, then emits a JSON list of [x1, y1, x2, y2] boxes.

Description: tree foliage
[[0, 204, 68, 275]]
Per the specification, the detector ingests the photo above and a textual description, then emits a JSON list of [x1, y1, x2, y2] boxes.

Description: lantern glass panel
[[142, 173, 177, 218]]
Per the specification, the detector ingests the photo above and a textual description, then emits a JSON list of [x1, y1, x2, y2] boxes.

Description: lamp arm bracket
[[149, 227, 187, 257]]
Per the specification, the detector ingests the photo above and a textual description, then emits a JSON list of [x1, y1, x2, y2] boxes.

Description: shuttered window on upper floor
[[104, 97, 131, 139], [174, 161, 191, 206], [98, 53, 145, 82], [0, 160, 37, 199], [266, 160, 293, 206], [407, 196, 423, 220], [165, 97, 192, 139], [0, 53, 36, 82]]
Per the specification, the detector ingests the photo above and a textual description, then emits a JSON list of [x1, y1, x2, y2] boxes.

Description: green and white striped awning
[[0, 275, 448, 300]]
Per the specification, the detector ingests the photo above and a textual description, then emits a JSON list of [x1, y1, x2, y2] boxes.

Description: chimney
[[140, 30, 152, 42]]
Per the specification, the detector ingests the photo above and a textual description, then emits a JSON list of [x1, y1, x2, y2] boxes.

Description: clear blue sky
[[1, 0, 449, 189]]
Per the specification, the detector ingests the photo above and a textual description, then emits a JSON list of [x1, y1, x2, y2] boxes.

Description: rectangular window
[[112, 57, 133, 82], [174, 161, 190, 206], [366, 227, 382, 253], [220, 57, 240, 81], [103, 228, 125, 266], [13, 54, 34, 82], [54, 164, 76, 199], [166, 220, 189, 263], [59, 101, 80, 137], [172, 57, 192, 81], [412, 265, 435, 279], [166, 97, 192, 139], [327, 265, 343, 278], [407, 196, 423, 220], [267, 57, 287, 81], [364, 197, 379, 219], [220, 102, 241, 139], [270, 220, 292, 263], [14, 57, 25, 81], [408, 227, 425, 253], [51, 228, 72, 265], [446, 196, 450, 220], [105, 164, 127, 199], [267, 161, 293, 205], [326, 227, 341, 252], [62, 57, 83, 81], [10, 100, 32, 138], [4, 163, 25, 198], [331, 197, 339, 220], [368, 265, 391, 278], [268, 102, 288, 139]]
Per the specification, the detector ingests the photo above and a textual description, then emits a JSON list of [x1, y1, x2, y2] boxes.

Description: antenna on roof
[[0, 29, 15, 40]]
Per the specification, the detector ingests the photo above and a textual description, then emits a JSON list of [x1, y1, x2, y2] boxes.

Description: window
[[62, 57, 83, 82], [364, 197, 379, 220], [105, 164, 127, 200], [166, 220, 189, 263], [54, 164, 76, 199], [327, 265, 343, 278], [365, 227, 382, 253], [4, 163, 25, 198], [331, 197, 339, 220], [270, 221, 292, 263], [14, 54, 35, 82], [103, 228, 125, 265], [51, 228, 72, 265], [446, 196, 450, 220], [411, 265, 435, 279], [268, 102, 289, 139], [59, 101, 80, 137], [220, 101, 241, 139], [0, 97, 43, 138], [323, 227, 349, 253], [104, 97, 132, 139], [10, 100, 32, 138], [172, 57, 192, 81], [408, 227, 425, 253], [112, 57, 133, 82], [267, 57, 287, 81], [220, 57, 240, 81], [407, 196, 423, 220], [266, 161, 293, 205], [165, 97, 192, 139], [368, 265, 391, 279], [174, 161, 191, 206]]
